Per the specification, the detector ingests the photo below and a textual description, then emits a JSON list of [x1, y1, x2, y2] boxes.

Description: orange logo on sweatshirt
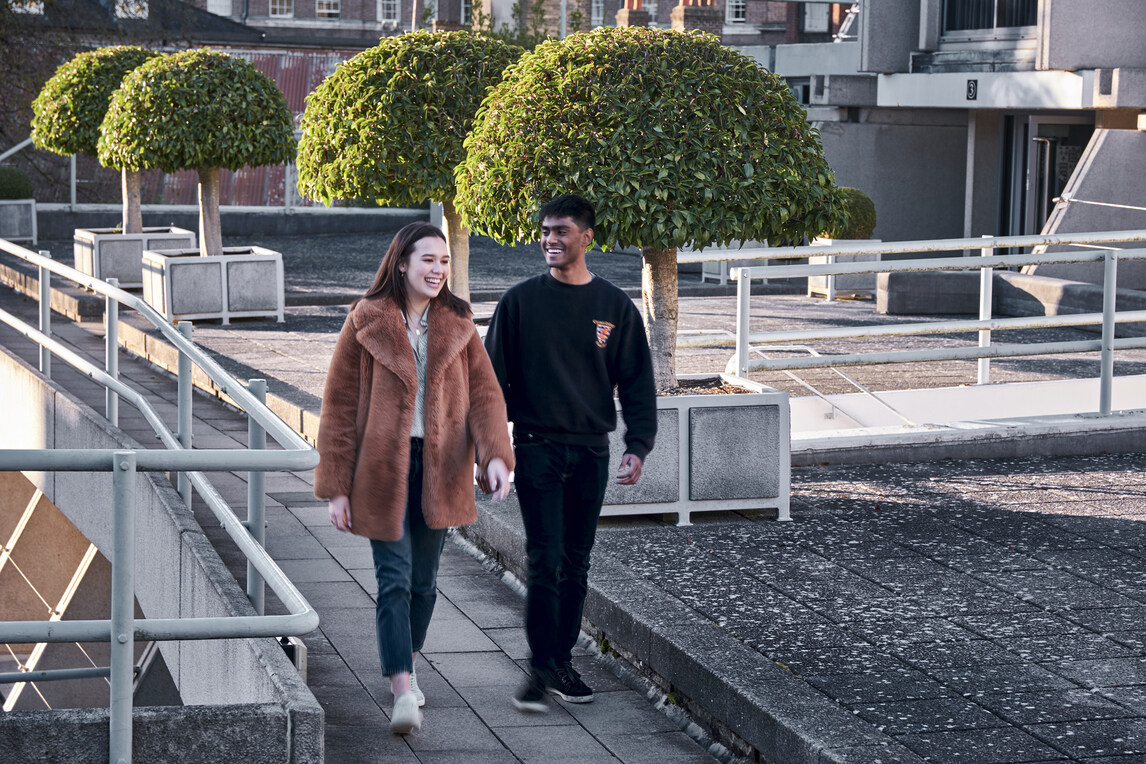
[[594, 320, 615, 348]]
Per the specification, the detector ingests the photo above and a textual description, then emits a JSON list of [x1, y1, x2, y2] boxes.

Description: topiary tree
[[31, 45, 162, 234], [295, 30, 522, 302], [456, 27, 846, 388], [819, 186, 877, 240], [97, 49, 295, 257]]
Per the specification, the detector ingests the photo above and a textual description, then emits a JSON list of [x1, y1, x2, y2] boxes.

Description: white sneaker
[[410, 666, 426, 707], [390, 691, 422, 734]]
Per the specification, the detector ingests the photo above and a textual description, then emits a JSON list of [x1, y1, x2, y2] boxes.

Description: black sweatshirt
[[484, 273, 657, 462]]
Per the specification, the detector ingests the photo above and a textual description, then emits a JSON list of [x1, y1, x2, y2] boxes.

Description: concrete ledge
[[0, 260, 104, 321], [878, 269, 1146, 336], [995, 271, 1146, 336], [461, 494, 924, 764], [0, 704, 303, 764], [877, 270, 980, 315]]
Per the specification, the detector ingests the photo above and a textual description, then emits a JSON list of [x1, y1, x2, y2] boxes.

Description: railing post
[[825, 254, 837, 302], [1099, 249, 1118, 415], [735, 267, 751, 378], [177, 321, 194, 508], [978, 236, 993, 384], [110, 450, 136, 764], [106, 278, 120, 426], [38, 250, 52, 379], [247, 378, 267, 615]]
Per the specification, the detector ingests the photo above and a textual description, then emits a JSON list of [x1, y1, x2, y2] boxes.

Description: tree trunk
[[197, 167, 223, 257], [441, 198, 470, 303], [641, 245, 678, 390], [121, 168, 142, 234]]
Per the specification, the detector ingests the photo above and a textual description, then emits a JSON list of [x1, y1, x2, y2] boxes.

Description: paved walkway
[[0, 280, 718, 763], [10, 232, 1146, 762]]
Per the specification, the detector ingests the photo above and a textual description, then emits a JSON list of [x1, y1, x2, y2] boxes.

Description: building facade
[[764, 0, 1146, 253]]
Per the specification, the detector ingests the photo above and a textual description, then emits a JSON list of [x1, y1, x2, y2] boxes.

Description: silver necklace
[[403, 305, 429, 337]]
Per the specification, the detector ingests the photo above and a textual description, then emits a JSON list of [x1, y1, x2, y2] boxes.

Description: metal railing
[[0, 238, 319, 763], [674, 229, 1146, 419]]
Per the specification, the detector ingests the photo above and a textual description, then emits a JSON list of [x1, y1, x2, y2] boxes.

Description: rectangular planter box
[[142, 246, 284, 324], [74, 227, 196, 289], [601, 375, 790, 525], [0, 199, 37, 244], [807, 238, 881, 299]]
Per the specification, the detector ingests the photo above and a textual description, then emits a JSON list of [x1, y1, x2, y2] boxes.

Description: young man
[[483, 194, 657, 711]]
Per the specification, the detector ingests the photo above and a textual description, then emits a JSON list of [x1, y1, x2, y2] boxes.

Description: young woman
[[314, 222, 513, 734]]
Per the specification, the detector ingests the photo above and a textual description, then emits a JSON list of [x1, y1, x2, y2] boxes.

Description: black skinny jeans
[[512, 432, 611, 672]]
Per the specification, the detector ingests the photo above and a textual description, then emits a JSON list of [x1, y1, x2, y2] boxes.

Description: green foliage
[[0, 166, 33, 199], [456, 27, 846, 250], [31, 46, 161, 160], [820, 186, 877, 239], [97, 49, 295, 174], [296, 31, 522, 207]]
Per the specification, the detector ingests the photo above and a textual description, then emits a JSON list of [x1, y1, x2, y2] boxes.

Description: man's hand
[[328, 495, 352, 532], [480, 457, 511, 500], [616, 453, 643, 485]]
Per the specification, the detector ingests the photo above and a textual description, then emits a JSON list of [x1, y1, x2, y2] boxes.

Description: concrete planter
[[74, 226, 196, 288], [807, 238, 881, 299], [142, 246, 284, 324], [602, 375, 790, 525], [0, 198, 37, 244]]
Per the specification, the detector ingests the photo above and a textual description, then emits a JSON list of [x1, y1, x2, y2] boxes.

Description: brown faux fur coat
[[313, 296, 513, 542]]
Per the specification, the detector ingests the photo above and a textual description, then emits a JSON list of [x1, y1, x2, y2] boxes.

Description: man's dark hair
[[539, 193, 595, 232]]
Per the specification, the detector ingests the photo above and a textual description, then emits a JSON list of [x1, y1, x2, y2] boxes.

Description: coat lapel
[[426, 306, 476, 384], [352, 298, 416, 394]]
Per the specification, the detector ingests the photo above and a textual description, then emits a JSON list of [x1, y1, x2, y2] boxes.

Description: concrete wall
[[965, 110, 1003, 238], [816, 109, 967, 243], [1029, 129, 1146, 289], [1040, 0, 1146, 72], [0, 348, 322, 763], [859, 0, 917, 74]]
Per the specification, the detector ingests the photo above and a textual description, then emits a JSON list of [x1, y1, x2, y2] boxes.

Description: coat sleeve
[[465, 329, 515, 473], [314, 314, 364, 500]]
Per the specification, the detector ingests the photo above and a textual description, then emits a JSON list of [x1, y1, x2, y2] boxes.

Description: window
[[269, 0, 292, 16], [379, 0, 398, 21], [115, 0, 148, 17], [803, 2, 829, 33], [460, 0, 470, 24], [590, 0, 603, 26], [316, 0, 340, 17], [10, 0, 44, 14], [207, 0, 232, 15], [944, 0, 1036, 32], [725, 0, 745, 23], [644, 0, 656, 21]]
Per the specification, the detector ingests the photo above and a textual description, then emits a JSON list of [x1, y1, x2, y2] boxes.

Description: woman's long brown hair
[[353, 222, 470, 317]]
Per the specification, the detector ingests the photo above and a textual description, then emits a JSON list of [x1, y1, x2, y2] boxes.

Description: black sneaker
[[512, 671, 550, 713], [550, 662, 594, 703]]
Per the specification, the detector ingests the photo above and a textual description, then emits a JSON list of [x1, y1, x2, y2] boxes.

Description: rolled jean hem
[[382, 663, 414, 678]]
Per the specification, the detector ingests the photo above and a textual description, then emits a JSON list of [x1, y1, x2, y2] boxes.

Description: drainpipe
[[241, 0, 249, 25]]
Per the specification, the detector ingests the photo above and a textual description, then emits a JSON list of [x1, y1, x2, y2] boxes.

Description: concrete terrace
[[4, 231, 1146, 762]]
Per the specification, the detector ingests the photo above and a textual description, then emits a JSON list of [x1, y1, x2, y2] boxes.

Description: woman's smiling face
[[402, 235, 450, 307]]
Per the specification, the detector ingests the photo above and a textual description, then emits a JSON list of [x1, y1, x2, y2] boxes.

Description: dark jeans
[[513, 432, 611, 672], [369, 438, 447, 677]]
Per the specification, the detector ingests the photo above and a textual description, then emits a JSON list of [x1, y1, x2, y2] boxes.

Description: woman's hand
[[328, 495, 352, 532], [482, 458, 511, 501]]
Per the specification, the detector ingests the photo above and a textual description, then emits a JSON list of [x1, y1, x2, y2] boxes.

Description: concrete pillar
[[615, 0, 649, 27], [618, 0, 646, 27], [670, 0, 721, 38]]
